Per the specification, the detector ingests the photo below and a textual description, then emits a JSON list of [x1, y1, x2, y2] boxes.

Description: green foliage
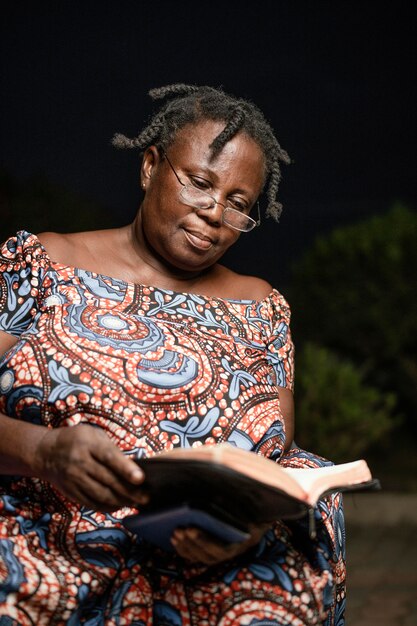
[[0, 169, 115, 242], [290, 204, 417, 421], [294, 342, 399, 462]]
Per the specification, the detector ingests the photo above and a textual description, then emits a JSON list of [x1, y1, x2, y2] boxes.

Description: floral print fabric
[[0, 231, 345, 625]]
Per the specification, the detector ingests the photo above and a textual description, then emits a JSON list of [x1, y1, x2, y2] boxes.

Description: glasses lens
[[180, 186, 214, 209], [178, 186, 258, 233], [222, 207, 256, 232]]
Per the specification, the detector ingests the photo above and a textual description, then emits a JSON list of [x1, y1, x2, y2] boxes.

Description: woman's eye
[[229, 199, 248, 213], [190, 177, 210, 190]]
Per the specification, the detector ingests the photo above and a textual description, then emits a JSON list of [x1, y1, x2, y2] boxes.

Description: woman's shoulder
[[37, 230, 86, 264], [0, 229, 105, 271], [37, 229, 120, 268], [211, 264, 273, 301]]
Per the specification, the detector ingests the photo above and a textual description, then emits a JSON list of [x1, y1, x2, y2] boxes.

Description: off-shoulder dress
[[0, 231, 345, 625]]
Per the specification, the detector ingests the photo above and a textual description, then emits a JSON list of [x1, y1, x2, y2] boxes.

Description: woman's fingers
[[62, 474, 141, 512], [171, 528, 243, 564], [84, 460, 148, 507], [171, 523, 270, 565], [61, 479, 120, 512], [91, 433, 144, 486], [35, 424, 147, 510]]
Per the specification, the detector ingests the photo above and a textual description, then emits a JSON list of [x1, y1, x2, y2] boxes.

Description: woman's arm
[[278, 386, 295, 452], [0, 410, 148, 512]]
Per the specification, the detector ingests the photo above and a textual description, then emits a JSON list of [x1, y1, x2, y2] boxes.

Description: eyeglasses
[[162, 152, 261, 233]]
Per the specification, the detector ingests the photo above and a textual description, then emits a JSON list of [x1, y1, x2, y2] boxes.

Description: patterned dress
[[0, 231, 346, 626]]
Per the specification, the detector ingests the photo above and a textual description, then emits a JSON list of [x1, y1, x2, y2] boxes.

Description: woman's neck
[[126, 213, 210, 287]]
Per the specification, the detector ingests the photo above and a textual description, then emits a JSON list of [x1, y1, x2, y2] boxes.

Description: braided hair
[[112, 84, 290, 220]]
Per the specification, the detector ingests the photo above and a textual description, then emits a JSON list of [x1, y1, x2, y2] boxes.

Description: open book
[[123, 444, 380, 550]]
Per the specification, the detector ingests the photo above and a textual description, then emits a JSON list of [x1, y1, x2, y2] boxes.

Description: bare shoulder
[[36, 231, 73, 261], [212, 265, 273, 301], [37, 230, 112, 266]]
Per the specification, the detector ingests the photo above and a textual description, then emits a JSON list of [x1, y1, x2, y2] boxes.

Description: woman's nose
[[196, 200, 224, 226]]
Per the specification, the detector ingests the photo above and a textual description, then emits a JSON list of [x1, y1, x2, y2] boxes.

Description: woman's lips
[[182, 229, 214, 251]]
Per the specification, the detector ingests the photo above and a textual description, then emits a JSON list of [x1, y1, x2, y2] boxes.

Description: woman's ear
[[140, 146, 161, 190]]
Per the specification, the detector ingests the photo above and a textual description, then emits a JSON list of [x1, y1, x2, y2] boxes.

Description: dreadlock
[[112, 84, 290, 221]]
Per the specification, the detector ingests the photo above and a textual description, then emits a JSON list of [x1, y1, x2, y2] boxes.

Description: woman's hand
[[171, 522, 271, 565], [34, 424, 147, 511]]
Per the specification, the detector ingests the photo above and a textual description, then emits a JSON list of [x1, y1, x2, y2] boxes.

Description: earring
[[141, 182, 146, 189]]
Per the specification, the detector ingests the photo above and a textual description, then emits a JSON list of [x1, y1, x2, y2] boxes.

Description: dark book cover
[[122, 454, 380, 549], [122, 457, 309, 549]]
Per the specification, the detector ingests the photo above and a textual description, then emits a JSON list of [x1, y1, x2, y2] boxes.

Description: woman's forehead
[[168, 120, 265, 167], [165, 121, 266, 194]]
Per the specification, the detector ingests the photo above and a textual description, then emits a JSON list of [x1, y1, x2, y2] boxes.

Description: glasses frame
[[162, 151, 261, 233]]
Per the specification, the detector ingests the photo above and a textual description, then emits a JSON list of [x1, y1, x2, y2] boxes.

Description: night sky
[[1, 1, 415, 286]]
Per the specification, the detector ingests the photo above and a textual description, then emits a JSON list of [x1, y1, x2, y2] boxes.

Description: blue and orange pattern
[[0, 231, 345, 625]]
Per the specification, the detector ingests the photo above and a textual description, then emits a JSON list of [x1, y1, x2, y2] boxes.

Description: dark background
[[1, 0, 415, 287]]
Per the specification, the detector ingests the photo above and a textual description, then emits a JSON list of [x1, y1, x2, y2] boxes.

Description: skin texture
[[0, 119, 295, 565]]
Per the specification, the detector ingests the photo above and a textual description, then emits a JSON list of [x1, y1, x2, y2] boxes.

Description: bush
[[294, 342, 399, 462], [290, 204, 417, 425]]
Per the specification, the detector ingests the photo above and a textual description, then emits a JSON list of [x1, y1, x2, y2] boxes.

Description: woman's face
[[139, 119, 266, 274]]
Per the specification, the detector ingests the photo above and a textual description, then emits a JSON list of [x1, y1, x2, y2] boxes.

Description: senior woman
[[0, 84, 345, 625]]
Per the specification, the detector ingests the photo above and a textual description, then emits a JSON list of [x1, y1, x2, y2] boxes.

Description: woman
[[0, 84, 345, 625]]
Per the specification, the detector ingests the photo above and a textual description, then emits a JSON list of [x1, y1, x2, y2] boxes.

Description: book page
[[281, 460, 372, 505]]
